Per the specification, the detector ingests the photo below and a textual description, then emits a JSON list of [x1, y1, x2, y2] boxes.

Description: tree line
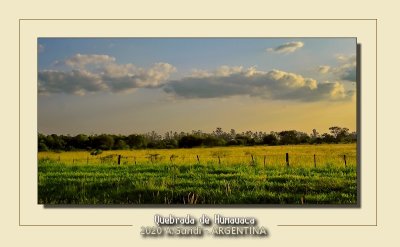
[[38, 126, 356, 152]]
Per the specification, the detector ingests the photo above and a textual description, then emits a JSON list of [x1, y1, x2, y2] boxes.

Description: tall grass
[[38, 144, 357, 205]]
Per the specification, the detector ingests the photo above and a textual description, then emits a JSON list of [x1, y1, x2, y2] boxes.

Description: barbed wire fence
[[41, 152, 357, 168]]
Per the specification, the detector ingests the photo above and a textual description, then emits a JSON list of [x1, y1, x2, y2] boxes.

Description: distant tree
[[179, 135, 203, 148], [311, 129, 319, 139], [235, 134, 255, 146], [262, 133, 278, 146], [203, 136, 226, 147], [214, 127, 223, 137], [38, 133, 49, 151], [278, 130, 298, 145], [322, 133, 335, 143], [345, 131, 357, 143], [126, 134, 147, 149], [253, 131, 265, 144], [72, 134, 89, 150], [46, 134, 66, 150], [226, 139, 239, 146], [230, 129, 236, 139], [329, 126, 350, 143], [163, 138, 178, 149], [38, 142, 49, 151], [164, 131, 172, 141], [191, 130, 203, 136], [113, 139, 129, 150], [92, 134, 114, 150], [37, 126, 355, 152], [296, 131, 310, 144]]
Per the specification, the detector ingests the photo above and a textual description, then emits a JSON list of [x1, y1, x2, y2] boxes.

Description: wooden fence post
[[251, 154, 255, 166], [118, 155, 121, 165], [218, 156, 221, 165], [314, 154, 316, 168], [134, 156, 136, 165], [196, 155, 200, 164], [286, 153, 289, 167], [343, 155, 347, 167]]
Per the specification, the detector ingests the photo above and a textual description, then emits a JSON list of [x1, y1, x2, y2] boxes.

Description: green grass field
[[38, 144, 357, 205]]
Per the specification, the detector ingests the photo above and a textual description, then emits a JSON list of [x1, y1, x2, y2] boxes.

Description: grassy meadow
[[38, 144, 357, 205]]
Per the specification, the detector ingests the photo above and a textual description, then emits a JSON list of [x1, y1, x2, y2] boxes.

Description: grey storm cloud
[[38, 54, 176, 95], [163, 66, 354, 102], [267, 41, 304, 54]]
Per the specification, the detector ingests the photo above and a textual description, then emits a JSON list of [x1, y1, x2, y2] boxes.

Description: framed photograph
[[37, 37, 359, 205]]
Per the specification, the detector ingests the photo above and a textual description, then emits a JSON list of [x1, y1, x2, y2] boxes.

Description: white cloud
[[318, 54, 356, 82], [318, 65, 331, 74], [65, 54, 116, 68], [336, 54, 356, 64], [330, 82, 346, 99], [334, 54, 356, 81], [39, 54, 176, 95], [267, 41, 304, 54], [164, 66, 352, 102], [266, 69, 317, 89], [215, 65, 244, 76], [103, 62, 176, 92], [39, 54, 355, 101]]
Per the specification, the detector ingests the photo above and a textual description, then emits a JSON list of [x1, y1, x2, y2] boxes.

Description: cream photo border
[[19, 19, 377, 231]]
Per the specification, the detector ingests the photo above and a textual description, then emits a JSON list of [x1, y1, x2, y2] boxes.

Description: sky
[[38, 38, 357, 135]]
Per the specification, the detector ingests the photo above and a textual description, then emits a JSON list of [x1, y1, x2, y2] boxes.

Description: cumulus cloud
[[164, 66, 353, 102], [318, 65, 331, 74], [64, 54, 116, 68], [267, 41, 304, 54], [318, 54, 356, 82], [38, 70, 106, 96], [103, 62, 176, 92], [330, 81, 347, 99], [335, 54, 356, 81], [38, 54, 176, 95], [39, 53, 355, 101]]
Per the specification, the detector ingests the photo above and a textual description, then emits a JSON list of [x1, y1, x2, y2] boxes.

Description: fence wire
[[39, 152, 357, 168]]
